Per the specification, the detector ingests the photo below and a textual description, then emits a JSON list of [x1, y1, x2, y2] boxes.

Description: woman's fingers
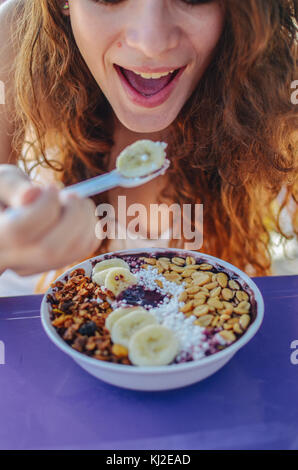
[[0, 167, 102, 275], [2, 195, 101, 276], [35, 193, 101, 268], [0, 185, 62, 248], [0, 164, 41, 207]]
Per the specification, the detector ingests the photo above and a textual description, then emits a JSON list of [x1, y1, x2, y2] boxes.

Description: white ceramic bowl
[[41, 248, 264, 391]]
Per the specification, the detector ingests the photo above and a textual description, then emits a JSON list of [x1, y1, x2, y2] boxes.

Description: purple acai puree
[[89, 250, 256, 363], [117, 285, 166, 308]]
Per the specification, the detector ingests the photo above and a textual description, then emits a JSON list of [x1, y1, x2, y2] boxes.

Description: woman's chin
[[114, 110, 177, 134]]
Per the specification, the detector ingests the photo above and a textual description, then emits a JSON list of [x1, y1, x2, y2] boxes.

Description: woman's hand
[[0, 165, 101, 276]]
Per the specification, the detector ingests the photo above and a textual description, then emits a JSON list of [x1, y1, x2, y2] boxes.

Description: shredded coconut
[[134, 267, 210, 360]]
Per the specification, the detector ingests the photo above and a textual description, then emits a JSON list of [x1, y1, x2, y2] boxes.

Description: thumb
[[0, 165, 41, 207], [19, 185, 42, 206]]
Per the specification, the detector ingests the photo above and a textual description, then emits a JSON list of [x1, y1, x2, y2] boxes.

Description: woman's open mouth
[[114, 64, 186, 108]]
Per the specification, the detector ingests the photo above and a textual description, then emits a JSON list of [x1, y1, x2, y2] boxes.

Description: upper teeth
[[133, 70, 175, 79]]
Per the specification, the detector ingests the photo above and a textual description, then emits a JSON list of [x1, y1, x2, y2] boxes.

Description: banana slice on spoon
[[116, 140, 167, 178], [62, 140, 169, 197]]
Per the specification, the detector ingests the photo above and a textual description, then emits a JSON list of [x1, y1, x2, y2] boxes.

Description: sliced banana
[[92, 268, 112, 286], [93, 258, 130, 275], [116, 140, 167, 178], [111, 310, 157, 348], [92, 258, 131, 285], [129, 324, 179, 367], [104, 267, 138, 297], [106, 306, 147, 332]]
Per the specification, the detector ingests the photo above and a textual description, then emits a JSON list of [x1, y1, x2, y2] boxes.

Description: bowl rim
[[40, 247, 264, 374]]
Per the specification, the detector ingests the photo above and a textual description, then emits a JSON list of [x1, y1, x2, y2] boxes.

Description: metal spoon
[[62, 158, 170, 198]]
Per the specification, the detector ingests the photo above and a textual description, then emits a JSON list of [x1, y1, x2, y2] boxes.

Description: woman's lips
[[120, 67, 179, 96], [114, 64, 186, 108]]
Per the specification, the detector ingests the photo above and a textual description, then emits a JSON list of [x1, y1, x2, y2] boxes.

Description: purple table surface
[[0, 275, 297, 450]]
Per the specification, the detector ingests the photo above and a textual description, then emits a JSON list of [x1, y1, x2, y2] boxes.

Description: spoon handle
[[62, 170, 120, 198]]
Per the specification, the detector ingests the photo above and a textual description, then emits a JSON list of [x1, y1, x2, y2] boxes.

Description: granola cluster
[[47, 268, 131, 364]]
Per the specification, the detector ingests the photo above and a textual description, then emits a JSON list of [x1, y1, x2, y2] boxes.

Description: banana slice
[[104, 267, 138, 297], [116, 140, 167, 178], [129, 324, 180, 367], [92, 268, 112, 286], [92, 259, 131, 286], [106, 306, 147, 332], [111, 310, 157, 348], [93, 258, 130, 275]]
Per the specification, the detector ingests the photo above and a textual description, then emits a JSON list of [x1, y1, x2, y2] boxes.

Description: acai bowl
[[41, 248, 264, 391]]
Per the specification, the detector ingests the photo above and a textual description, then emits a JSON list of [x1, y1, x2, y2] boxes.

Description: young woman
[[0, 0, 297, 294]]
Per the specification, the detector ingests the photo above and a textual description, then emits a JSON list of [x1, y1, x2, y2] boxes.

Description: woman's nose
[[124, 1, 180, 58]]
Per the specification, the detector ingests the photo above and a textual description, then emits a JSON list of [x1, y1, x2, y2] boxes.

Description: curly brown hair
[[10, 0, 298, 277]]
